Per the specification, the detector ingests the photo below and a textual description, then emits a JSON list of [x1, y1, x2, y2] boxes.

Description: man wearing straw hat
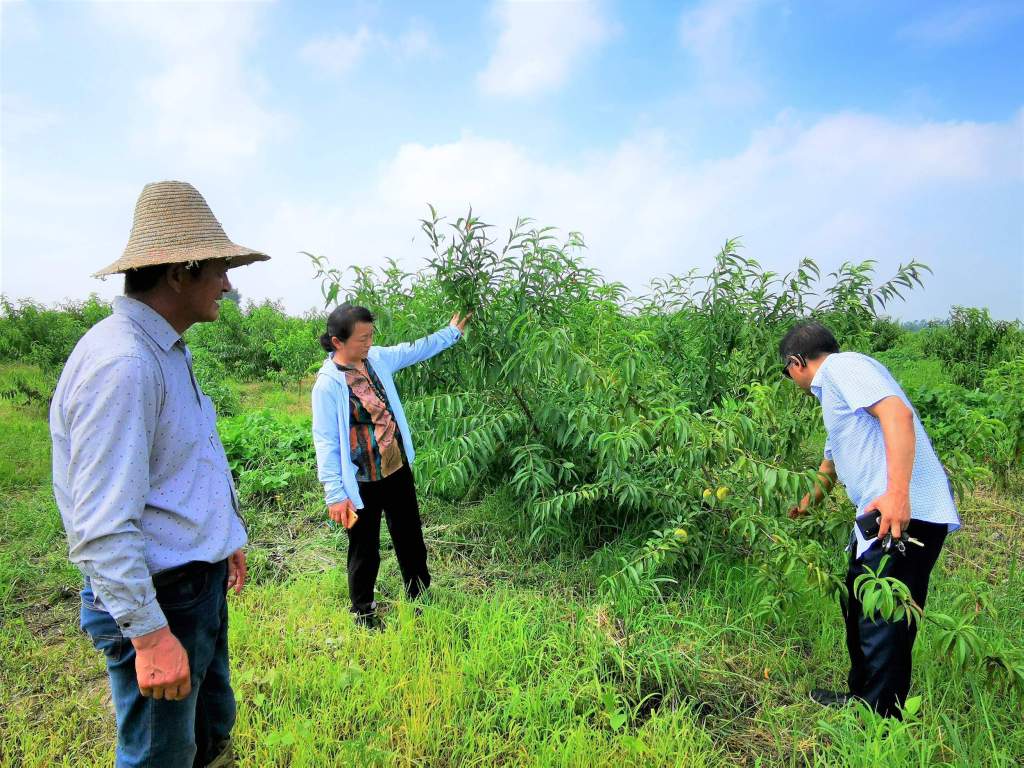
[[50, 181, 269, 767]]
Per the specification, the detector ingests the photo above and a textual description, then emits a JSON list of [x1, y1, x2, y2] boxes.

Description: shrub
[[922, 307, 1023, 389], [219, 410, 316, 503], [308, 215, 931, 568], [190, 347, 241, 417], [983, 354, 1024, 473], [0, 366, 57, 408], [266, 319, 323, 390], [186, 300, 325, 382], [0, 295, 111, 371]]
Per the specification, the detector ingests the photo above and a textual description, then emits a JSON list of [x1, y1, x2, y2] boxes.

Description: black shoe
[[204, 738, 234, 767], [809, 688, 851, 707], [354, 612, 383, 631]]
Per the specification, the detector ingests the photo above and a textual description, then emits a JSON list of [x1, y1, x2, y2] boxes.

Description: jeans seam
[[144, 691, 154, 768]]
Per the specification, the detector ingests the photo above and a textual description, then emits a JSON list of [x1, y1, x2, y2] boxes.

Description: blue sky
[[2, 0, 1022, 320]]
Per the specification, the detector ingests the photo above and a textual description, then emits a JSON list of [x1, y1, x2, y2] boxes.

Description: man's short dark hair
[[124, 262, 203, 295], [320, 303, 375, 351], [778, 320, 840, 361]]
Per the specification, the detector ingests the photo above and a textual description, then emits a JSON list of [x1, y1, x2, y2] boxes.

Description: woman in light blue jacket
[[311, 303, 470, 628]]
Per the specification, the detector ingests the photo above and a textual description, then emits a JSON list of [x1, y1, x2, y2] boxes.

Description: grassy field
[[1, 367, 1022, 767]]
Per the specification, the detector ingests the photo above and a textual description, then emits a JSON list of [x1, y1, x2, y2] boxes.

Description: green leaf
[[862, 589, 878, 620], [902, 695, 922, 717], [620, 735, 644, 754]]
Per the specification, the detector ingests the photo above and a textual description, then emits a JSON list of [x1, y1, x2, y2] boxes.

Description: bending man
[[781, 320, 959, 718]]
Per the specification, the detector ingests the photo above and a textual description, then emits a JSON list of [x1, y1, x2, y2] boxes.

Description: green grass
[[238, 377, 315, 417], [227, 580, 721, 766], [0, 397, 51, 490], [2, 364, 1022, 767]]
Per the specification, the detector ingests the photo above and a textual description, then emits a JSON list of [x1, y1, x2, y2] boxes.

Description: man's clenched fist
[[132, 626, 191, 701]]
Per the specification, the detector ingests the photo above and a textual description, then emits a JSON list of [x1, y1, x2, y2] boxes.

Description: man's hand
[[869, 489, 911, 540], [787, 461, 835, 519], [450, 311, 473, 333], [132, 626, 191, 701], [226, 548, 247, 595], [788, 497, 811, 520], [328, 499, 358, 529]]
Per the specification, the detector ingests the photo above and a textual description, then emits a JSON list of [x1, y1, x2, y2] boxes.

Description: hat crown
[[93, 179, 269, 277], [124, 181, 231, 257]]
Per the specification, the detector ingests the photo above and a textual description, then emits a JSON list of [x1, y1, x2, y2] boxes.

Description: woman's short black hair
[[778, 320, 840, 361], [320, 303, 375, 352]]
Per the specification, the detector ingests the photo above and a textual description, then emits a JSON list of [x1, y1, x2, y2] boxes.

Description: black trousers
[[842, 520, 947, 718], [347, 464, 430, 616]]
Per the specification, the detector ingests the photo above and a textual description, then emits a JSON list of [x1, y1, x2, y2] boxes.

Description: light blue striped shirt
[[50, 297, 247, 637], [810, 352, 960, 558]]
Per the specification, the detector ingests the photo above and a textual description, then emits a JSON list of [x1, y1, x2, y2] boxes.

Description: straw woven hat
[[94, 180, 270, 277]]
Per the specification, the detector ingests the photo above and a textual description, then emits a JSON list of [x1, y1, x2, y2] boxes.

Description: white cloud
[[0, 169, 138, 303], [901, 2, 1024, 45], [301, 21, 437, 77], [301, 26, 377, 76], [1, 0, 41, 42], [232, 109, 1023, 320], [679, 0, 759, 53], [1, 93, 62, 144], [92, 2, 286, 168], [396, 23, 437, 59], [677, 0, 774, 104], [477, 0, 613, 97], [4, 110, 1021, 321]]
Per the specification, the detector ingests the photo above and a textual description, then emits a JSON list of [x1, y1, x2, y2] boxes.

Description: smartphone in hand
[[855, 509, 882, 539]]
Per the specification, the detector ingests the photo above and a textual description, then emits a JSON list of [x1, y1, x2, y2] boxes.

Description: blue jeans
[[80, 560, 235, 767]]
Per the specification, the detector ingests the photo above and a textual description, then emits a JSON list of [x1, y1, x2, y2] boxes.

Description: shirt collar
[[113, 296, 182, 352], [809, 354, 833, 400]]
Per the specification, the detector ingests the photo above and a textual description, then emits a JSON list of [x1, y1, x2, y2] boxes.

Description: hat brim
[[93, 243, 270, 277]]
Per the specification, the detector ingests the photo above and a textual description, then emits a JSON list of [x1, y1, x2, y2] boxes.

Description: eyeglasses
[[781, 353, 807, 379]]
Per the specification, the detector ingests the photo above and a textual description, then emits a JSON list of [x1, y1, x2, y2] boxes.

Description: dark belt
[[152, 560, 217, 589]]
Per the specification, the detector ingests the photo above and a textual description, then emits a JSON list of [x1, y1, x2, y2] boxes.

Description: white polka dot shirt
[[50, 296, 247, 637]]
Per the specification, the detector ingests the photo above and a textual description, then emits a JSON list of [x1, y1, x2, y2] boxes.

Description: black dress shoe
[[809, 688, 851, 707], [354, 612, 383, 631], [204, 737, 234, 767]]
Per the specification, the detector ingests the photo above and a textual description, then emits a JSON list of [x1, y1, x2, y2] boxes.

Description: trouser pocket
[[80, 587, 128, 662]]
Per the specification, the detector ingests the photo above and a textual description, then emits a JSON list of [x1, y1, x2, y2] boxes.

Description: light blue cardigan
[[311, 324, 462, 509]]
